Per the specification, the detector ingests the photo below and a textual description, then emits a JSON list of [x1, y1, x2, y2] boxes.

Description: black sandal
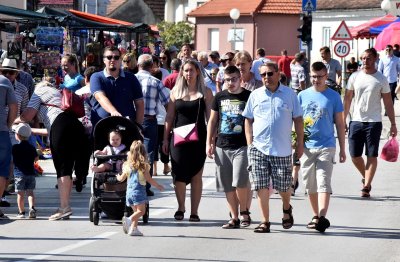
[[222, 218, 240, 229], [174, 210, 185, 221], [361, 185, 371, 198], [282, 205, 294, 229], [307, 215, 319, 229], [254, 221, 271, 233], [315, 216, 330, 232], [240, 210, 251, 227], [189, 214, 200, 222]]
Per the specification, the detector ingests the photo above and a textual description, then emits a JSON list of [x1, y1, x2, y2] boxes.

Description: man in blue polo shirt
[[90, 46, 144, 126], [242, 62, 303, 233]]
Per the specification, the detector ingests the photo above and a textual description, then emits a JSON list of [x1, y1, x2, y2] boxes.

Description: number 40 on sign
[[334, 41, 350, 58]]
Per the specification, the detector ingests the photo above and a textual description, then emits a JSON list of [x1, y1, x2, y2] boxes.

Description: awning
[[350, 14, 397, 39], [0, 4, 51, 19], [69, 9, 133, 26], [370, 17, 400, 34]]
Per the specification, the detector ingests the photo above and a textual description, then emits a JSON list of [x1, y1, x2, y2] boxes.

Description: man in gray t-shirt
[[0, 75, 17, 218], [320, 46, 342, 85]]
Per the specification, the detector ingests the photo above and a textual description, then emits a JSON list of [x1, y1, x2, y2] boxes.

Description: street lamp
[[230, 8, 240, 50]]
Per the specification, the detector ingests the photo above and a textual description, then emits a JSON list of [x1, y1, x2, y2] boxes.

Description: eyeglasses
[[310, 74, 327, 79], [224, 77, 239, 83], [260, 71, 274, 77], [104, 55, 121, 61], [160, 56, 167, 60], [1, 70, 17, 75]]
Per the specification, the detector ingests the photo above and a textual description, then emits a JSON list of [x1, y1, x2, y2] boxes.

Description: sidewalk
[[381, 98, 400, 139]]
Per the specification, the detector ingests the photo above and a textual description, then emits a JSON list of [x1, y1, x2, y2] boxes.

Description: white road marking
[[18, 232, 117, 261]]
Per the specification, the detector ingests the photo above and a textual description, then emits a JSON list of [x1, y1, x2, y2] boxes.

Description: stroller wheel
[[89, 197, 94, 222], [143, 203, 149, 224], [93, 211, 99, 225]]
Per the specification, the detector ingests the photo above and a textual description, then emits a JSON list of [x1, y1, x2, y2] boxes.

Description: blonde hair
[[233, 50, 253, 64], [122, 53, 137, 71], [124, 140, 150, 174], [172, 60, 208, 100]]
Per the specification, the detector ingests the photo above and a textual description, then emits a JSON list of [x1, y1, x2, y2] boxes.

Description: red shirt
[[278, 56, 292, 79], [163, 70, 179, 90]]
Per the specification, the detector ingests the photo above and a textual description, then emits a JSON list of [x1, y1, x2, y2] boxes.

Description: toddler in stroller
[[117, 140, 164, 236], [89, 116, 148, 225], [91, 129, 126, 173]]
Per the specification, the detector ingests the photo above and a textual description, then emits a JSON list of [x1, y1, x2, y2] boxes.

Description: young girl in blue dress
[[117, 140, 164, 236]]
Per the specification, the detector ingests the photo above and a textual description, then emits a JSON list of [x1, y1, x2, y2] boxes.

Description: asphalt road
[[1, 102, 400, 262]]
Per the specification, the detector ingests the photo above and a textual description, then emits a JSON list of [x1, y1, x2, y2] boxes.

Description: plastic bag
[[380, 137, 399, 162]]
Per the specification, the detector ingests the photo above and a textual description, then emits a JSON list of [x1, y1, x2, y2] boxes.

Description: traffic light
[[297, 14, 312, 43]]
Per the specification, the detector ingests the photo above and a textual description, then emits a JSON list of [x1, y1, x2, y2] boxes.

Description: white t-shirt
[[346, 70, 390, 122]]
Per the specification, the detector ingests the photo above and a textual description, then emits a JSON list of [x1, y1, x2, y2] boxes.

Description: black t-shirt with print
[[211, 89, 251, 149]]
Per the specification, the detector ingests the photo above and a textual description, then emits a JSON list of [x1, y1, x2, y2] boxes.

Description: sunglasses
[[260, 71, 274, 77], [160, 56, 167, 60], [1, 70, 17, 75], [310, 74, 327, 79], [104, 55, 121, 61]]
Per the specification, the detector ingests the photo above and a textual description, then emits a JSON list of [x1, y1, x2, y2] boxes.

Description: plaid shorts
[[247, 144, 292, 192]]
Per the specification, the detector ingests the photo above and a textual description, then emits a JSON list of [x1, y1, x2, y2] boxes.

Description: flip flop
[[174, 210, 185, 221]]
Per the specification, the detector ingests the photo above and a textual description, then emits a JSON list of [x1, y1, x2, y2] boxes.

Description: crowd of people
[[0, 42, 397, 236]]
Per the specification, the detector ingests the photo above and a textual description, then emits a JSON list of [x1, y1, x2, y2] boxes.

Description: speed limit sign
[[334, 41, 350, 57]]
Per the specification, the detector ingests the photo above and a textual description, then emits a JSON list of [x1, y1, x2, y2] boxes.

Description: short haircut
[[320, 46, 330, 53], [262, 62, 279, 72], [198, 51, 208, 60], [138, 54, 153, 69], [224, 65, 240, 76], [294, 53, 304, 62], [84, 66, 97, 80], [170, 58, 182, 71], [103, 46, 121, 56], [257, 48, 266, 57], [281, 49, 287, 55], [311, 61, 327, 73], [364, 48, 378, 58], [234, 50, 253, 64], [394, 44, 400, 49], [181, 43, 192, 51]]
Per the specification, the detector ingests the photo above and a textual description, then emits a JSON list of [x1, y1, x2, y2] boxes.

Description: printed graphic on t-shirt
[[219, 99, 246, 134], [303, 100, 323, 124]]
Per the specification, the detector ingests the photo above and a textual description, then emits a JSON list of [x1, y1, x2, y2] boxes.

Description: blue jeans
[[142, 118, 158, 190], [0, 131, 11, 178]]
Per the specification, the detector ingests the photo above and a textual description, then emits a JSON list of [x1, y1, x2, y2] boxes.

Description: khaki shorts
[[301, 147, 336, 194]]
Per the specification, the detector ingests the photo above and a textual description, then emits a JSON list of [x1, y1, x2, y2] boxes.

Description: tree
[[157, 21, 194, 49]]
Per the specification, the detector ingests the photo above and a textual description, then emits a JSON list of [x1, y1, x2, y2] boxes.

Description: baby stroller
[[89, 116, 150, 225]]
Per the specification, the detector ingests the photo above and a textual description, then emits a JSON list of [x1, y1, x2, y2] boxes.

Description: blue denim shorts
[[348, 121, 382, 157], [15, 172, 36, 192]]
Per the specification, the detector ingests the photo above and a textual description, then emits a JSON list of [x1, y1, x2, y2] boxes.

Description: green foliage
[[157, 21, 194, 49]]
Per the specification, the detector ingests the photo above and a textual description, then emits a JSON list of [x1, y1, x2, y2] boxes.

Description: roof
[[259, 0, 301, 15], [107, 0, 127, 16], [188, 0, 301, 17], [317, 0, 381, 10]]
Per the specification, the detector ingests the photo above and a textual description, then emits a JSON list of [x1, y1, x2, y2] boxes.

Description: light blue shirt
[[378, 55, 400, 83], [242, 84, 302, 157], [298, 87, 343, 148]]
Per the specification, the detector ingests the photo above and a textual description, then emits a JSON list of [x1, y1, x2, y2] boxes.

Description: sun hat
[[13, 123, 32, 138], [0, 58, 19, 71]]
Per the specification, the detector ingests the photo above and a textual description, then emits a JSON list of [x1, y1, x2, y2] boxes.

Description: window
[[209, 28, 219, 51], [228, 28, 244, 51], [322, 27, 331, 48]]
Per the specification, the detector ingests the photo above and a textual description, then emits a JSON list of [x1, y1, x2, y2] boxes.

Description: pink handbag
[[173, 99, 201, 146]]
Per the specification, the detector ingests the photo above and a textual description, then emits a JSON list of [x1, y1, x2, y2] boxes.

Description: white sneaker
[[29, 208, 37, 219], [16, 212, 25, 219], [128, 227, 143, 236], [122, 216, 132, 234]]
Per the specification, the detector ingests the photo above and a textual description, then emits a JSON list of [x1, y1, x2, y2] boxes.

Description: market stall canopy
[[349, 14, 396, 39], [370, 17, 400, 34], [0, 5, 151, 33], [375, 22, 400, 50]]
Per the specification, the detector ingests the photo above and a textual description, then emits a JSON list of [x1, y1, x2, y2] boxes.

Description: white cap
[[13, 123, 31, 138]]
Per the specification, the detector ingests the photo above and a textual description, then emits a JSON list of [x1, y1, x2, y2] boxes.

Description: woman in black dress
[[163, 60, 213, 222]]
